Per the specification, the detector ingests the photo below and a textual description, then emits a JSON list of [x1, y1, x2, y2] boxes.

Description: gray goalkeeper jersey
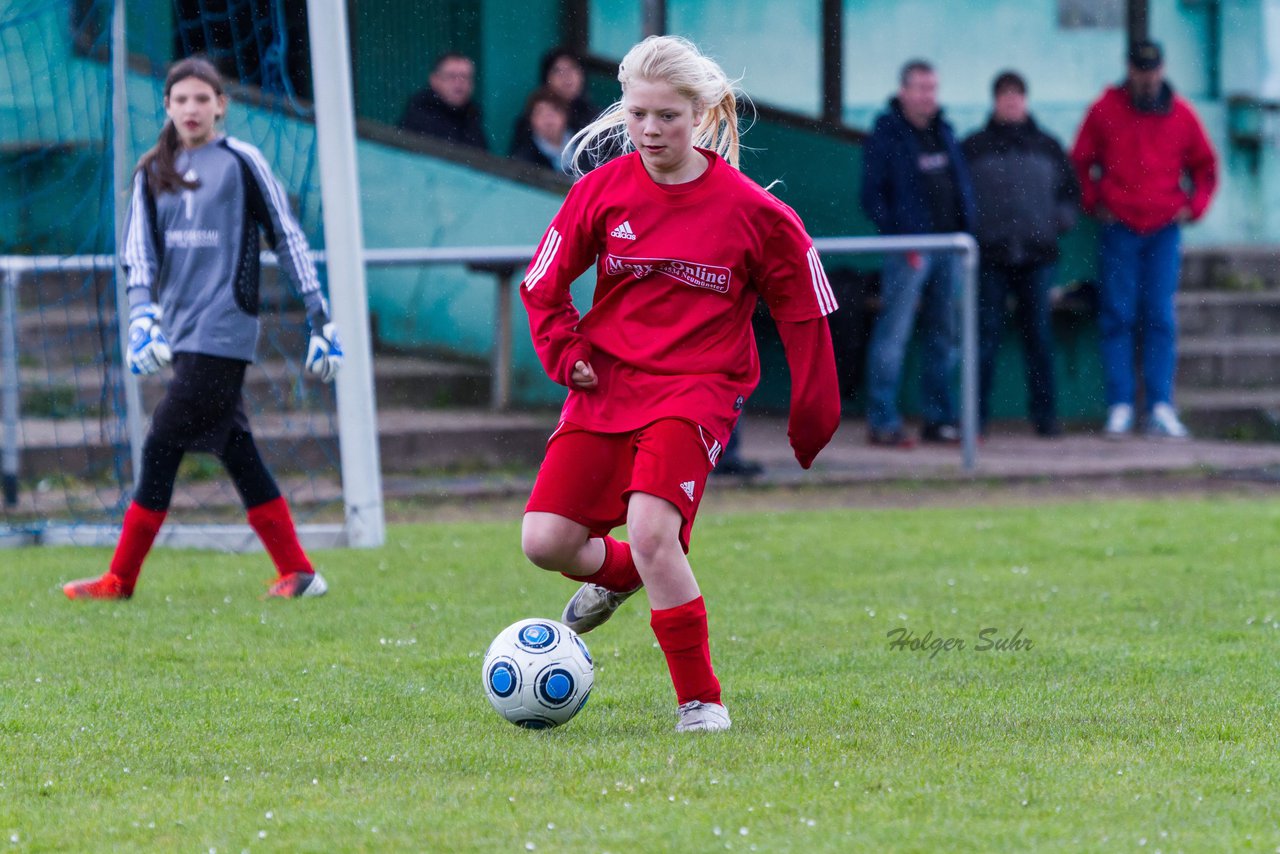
[[120, 136, 328, 363]]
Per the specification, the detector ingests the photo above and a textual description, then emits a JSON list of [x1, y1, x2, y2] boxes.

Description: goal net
[[0, 0, 379, 549]]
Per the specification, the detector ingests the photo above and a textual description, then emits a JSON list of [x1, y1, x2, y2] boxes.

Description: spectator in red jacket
[[1071, 39, 1217, 440]]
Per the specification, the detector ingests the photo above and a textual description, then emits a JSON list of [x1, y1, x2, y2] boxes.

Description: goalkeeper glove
[[126, 303, 172, 376], [306, 321, 343, 383]]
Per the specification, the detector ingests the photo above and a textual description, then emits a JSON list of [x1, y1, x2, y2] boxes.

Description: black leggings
[[134, 353, 281, 512]]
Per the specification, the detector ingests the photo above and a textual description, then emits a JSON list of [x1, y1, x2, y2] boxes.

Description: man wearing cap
[[964, 71, 1080, 439], [1071, 39, 1217, 439]]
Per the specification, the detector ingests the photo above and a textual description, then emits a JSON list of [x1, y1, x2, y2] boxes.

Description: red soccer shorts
[[525, 418, 719, 552]]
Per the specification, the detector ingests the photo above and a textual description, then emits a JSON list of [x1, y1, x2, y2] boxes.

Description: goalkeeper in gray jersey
[[65, 57, 342, 601]]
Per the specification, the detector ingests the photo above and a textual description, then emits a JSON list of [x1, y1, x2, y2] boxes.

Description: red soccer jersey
[[521, 149, 838, 447]]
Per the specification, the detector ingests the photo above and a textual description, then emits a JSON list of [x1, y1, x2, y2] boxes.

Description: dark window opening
[[173, 0, 312, 100], [1058, 0, 1124, 29]]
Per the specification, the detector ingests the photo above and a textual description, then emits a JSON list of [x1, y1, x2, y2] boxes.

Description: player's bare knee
[[626, 521, 679, 566], [520, 522, 576, 571]]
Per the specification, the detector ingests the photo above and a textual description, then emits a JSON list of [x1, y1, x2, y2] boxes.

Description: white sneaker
[[1104, 403, 1133, 439], [562, 582, 640, 634], [675, 701, 731, 733], [1146, 403, 1191, 439]]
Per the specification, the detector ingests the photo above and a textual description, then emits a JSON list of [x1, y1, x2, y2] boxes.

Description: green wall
[[738, 124, 870, 240], [478, 2, 564, 156], [21, 1, 1259, 422], [0, 9, 577, 407], [589, 0, 822, 115], [351, 0, 481, 127], [0, 145, 113, 254], [351, 0, 564, 155]]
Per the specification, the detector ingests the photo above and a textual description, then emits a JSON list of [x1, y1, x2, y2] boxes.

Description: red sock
[[650, 596, 721, 705], [108, 502, 167, 595], [246, 496, 312, 577], [561, 536, 641, 592]]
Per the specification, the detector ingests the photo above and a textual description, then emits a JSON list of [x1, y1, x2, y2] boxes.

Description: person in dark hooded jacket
[[398, 52, 488, 151], [859, 59, 977, 449], [963, 70, 1079, 437]]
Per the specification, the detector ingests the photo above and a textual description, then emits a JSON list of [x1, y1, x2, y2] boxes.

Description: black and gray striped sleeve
[[120, 170, 158, 311], [225, 137, 329, 325]]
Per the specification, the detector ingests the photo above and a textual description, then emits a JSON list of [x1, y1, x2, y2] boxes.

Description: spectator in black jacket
[[962, 71, 1079, 437], [398, 52, 488, 151], [509, 88, 572, 173]]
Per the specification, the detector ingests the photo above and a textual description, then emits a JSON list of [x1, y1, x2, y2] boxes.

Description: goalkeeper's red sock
[[562, 536, 640, 592], [651, 596, 722, 705], [247, 496, 312, 577], [107, 502, 167, 595]]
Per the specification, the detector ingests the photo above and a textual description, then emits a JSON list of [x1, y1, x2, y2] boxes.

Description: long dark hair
[[136, 57, 225, 194]]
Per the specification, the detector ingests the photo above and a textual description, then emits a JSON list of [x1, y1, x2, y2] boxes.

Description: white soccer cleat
[[1146, 402, 1191, 439], [561, 582, 639, 635], [1103, 403, 1133, 439], [675, 700, 731, 733]]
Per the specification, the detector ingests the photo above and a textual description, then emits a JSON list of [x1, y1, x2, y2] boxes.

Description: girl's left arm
[[754, 216, 842, 468], [776, 316, 840, 469], [226, 138, 330, 325]]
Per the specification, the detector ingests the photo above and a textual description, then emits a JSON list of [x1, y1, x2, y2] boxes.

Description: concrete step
[[9, 407, 557, 482], [13, 355, 489, 416], [1177, 388, 1280, 440], [1177, 334, 1280, 387], [1177, 290, 1280, 336], [1168, 269, 1280, 438], [15, 304, 315, 367], [1180, 245, 1280, 292], [1180, 387, 1280, 412], [9, 267, 116, 307], [11, 265, 298, 308]]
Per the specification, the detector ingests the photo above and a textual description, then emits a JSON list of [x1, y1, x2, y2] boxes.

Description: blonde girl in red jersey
[[519, 36, 840, 732]]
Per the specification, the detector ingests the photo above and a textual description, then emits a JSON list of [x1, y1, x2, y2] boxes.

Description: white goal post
[[305, 0, 383, 548], [0, 5, 980, 551], [95, 0, 382, 550]]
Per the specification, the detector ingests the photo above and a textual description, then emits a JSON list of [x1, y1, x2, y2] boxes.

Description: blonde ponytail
[[567, 35, 743, 176]]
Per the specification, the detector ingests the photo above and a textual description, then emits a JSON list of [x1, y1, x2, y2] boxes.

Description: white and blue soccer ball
[[482, 618, 594, 729]]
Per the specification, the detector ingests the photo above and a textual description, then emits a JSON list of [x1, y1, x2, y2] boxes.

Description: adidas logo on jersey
[[610, 220, 637, 240], [680, 481, 696, 501]]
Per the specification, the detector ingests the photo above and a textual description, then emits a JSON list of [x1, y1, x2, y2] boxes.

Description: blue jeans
[[978, 262, 1057, 430], [865, 251, 958, 432], [1098, 222, 1181, 409]]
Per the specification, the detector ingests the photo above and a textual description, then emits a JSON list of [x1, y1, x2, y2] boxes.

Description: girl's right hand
[[571, 360, 598, 389]]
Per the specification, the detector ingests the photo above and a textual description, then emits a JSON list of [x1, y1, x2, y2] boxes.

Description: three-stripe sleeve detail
[[122, 172, 155, 290], [224, 138, 320, 296], [523, 227, 562, 290], [806, 246, 838, 315]]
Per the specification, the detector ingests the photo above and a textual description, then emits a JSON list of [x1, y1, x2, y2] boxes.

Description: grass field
[[3, 494, 1279, 851]]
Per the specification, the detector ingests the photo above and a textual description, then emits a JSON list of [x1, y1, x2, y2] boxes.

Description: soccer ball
[[481, 618, 594, 729]]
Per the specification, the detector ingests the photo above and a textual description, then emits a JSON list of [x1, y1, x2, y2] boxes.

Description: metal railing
[[361, 233, 982, 468], [1, 233, 979, 512], [812, 234, 980, 469]]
